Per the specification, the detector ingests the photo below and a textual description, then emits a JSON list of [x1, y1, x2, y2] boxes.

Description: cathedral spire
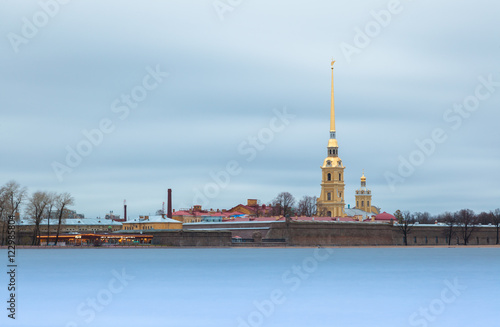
[[326, 60, 339, 158], [318, 59, 346, 218], [330, 60, 336, 139]]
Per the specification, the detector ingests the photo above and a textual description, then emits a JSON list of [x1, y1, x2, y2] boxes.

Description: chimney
[[167, 189, 172, 218], [124, 200, 127, 222]]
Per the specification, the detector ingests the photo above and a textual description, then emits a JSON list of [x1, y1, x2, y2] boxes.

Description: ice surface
[[0, 247, 498, 327]]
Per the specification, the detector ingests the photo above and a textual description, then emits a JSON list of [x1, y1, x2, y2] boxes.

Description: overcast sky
[[1, 0, 499, 218]]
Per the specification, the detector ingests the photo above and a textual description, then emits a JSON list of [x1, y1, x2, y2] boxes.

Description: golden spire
[[330, 60, 336, 133]]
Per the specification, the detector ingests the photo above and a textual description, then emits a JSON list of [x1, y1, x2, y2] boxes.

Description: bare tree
[[54, 193, 74, 245], [439, 211, 456, 245], [477, 211, 493, 225], [456, 209, 477, 245], [414, 212, 432, 224], [0, 186, 7, 243], [26, 191, 52, 245], [0, 181, 27, 245], [297, 196, 317, 217], [317, 206, 328, 217], [272, 192, 296, 217], [44, 192, 57, 246], [395, 210, 415, 246], [270, 202, 282, 217], [492, 208, 500, 244], [491, 209, 500, 245]]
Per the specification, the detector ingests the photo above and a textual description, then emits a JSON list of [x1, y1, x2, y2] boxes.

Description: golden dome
[[327, 138, 338, 148], [361, 172, 366, 181]]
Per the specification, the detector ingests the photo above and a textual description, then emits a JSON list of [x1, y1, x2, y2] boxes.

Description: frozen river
[[0, 247, 498, 327]]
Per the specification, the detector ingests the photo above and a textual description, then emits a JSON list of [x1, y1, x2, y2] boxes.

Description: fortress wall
[[151, 230, 232, 247], [268, 222, 499, 246]]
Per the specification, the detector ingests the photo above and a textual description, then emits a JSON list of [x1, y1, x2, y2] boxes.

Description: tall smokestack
[[124, 199, 127, 222], [167, 189, 172, 218]]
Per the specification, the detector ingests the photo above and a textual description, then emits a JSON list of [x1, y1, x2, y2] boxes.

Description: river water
[[0, 247, 498, 327]]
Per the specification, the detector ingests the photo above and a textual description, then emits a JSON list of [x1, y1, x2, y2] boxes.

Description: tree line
[[394, 208, 500, 246], [0, 180, 74, 246], [267, 192, 317, 218]]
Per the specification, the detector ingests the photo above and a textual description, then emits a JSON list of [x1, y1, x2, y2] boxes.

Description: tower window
[[339, 173, 341, 181], [327, 193, 331, 201], [357, 201, 359, 207], [339, 192, 342, 198], [327, 211, 332, 217], [367, 201, 370, 207], [361, 201, 364, 207], [327, 173, 331, 181]]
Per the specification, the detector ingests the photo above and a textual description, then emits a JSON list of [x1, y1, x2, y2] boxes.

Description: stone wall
[[150, 230, 232, 247], [267, 221, 394, 246], [11, 223, 499, 247], [267, 221, 499, 246]]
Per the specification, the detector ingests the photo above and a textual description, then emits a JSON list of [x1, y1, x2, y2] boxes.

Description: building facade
[[122, 215, 183, 230], [17, 218, 122, 234]]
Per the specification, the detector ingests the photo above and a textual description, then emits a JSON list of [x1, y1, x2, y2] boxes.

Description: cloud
[[1, 0, 499, 217]]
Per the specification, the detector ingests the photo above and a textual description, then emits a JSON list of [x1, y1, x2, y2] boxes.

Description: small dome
[[327, 138, 338, 148], [361, 173, 366, 181]]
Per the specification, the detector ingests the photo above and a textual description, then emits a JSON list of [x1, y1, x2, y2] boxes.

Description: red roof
[[293, 216, 357, 222], [172, 210, 191, 216], [375, 212, 395, 221], [221, 216, 361, 222]]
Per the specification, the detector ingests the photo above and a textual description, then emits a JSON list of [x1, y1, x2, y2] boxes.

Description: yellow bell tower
[[355, 171, 372, 213], [317, 61, 346, 217]]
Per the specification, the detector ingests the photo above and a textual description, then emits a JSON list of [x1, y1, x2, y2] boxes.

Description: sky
[[1, 0, 499, 218]]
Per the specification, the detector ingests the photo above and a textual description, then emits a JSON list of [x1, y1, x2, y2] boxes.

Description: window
[[339, 192, 342, 198], [361, 201, 364, 207], [327, 211, 332, 217], [435, 237, 438, 244], [327, 193, 331, 201], [425, 236, 428, 244], [367, 201, 370, 207], [414, 236, 417, 243], [327, 173, 331, 181], [339, 173, 341, 181], [476, 237, 479, 244], [356, 201, 359, 207]]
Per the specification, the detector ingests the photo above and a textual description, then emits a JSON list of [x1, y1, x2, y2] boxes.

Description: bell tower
[[317, 61, 346, 217], [355, 171, 372, 213]]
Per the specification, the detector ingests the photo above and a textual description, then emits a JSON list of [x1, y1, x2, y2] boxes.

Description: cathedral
[[316, 61, 380, 218]]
